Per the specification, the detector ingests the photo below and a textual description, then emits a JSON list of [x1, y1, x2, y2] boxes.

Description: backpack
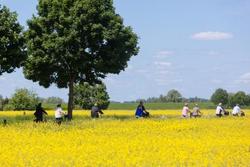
[[135, 108, 143, 117]]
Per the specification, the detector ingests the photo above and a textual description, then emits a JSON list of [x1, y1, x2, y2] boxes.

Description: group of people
[[91, 101, 151, 119], [181, 102, 245, 118], [216, 103, 245, 117], [33, 103, 67, 125], [32, 101, 245, 124], [182, 103, 202, 118], [33, 102, 105, 124]]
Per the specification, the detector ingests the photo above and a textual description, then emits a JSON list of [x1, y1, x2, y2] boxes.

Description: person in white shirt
[[216, 103, 223, 117], [232, 104, 241, 116], [55, 104, 65, 125]]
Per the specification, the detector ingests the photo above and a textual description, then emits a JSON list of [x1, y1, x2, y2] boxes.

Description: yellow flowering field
[[0, 110, 250, 166]]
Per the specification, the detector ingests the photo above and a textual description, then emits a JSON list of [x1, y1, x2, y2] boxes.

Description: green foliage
[[0, 5, 26, 75], [166, 89, 182, 102], [108, 102, 216, 110], [9, 88, 39, 110], [245, 94, 250, 106], [0, 94, 2, 110], [211, 88, 229, 106], [228, 91, 249, 107], [3, 104, 14, 111], [44, 96, 64, 104], [74, 82, 110, 109], [0, 96, 10, 110], [24, 0, 139, 118]]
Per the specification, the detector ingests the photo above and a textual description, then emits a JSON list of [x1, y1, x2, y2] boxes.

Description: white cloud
[[211, 79, 222, 84], [0, 77, 6, 81], [126, 64, 133, 70], [155, 78, 182, 86], [237, 72, 250, 84], [191, 31, 233, 40], [158, 70, 171, 75], [207, 51, 221, 56], [135, 69, 148, 73], [155, 50, 174, 58], [154, 61, 172, 67], [155, 79, 170, 86]]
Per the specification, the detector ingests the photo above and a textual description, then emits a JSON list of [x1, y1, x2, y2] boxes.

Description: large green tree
[[10, 88, 39, 110], [24, 0, 139, 119], [228, 91, 248, 107], [74, 82, 110, 109], [211, 88, 229, 106], [0, 5, 26, 75], [166, 89, 182, 102]]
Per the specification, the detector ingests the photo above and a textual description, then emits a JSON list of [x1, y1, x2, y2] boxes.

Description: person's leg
[[91, 112, 99, 118], [142, 112, 149, 117], [91, 111, 95, 118], [58, 118, 62, 125], [36, 117, 42, 122], [64, 114, 68, 120], [216, 114, 222, 117]]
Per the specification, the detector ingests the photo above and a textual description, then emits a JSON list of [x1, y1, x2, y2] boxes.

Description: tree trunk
[[67, 79, 74, 120]]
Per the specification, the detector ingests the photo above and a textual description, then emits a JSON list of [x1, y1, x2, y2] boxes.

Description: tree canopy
[[166, 89, 182, 102], [74, 82, 110, 109], [228, 91, 250, 107], [24, 0, 139, 119], [10, 88, 38, 110], [0, 5, 26, 75], [211, 88, 229, 106]]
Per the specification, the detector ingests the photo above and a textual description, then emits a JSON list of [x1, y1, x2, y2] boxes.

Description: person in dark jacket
[[34, 103, 48, 122], [91, 103, 104, 118], [135, 101, 150, 118]]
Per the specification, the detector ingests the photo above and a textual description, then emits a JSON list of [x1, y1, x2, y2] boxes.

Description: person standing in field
[[135, 101, 150, 118], [215, 103, 223, 117], [191, 104, 202, 118], [34, 103, 48, 122], [55, 104, 65, 125], [182, 103, 190, 118], [91, 103, 104, 118]]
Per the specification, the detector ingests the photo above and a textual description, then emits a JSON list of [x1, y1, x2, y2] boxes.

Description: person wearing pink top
[[182, 103, 190, 118]]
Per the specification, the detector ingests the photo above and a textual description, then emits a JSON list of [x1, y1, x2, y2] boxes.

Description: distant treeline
[[111, 88, 250, 110], [0, 89, 65, 111], [108, 102, 215, 110], [122, 89, 209, 103], [1, 88, 250, 111]]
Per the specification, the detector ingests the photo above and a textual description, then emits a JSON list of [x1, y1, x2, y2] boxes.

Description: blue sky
[[0, 0, 250, 102]]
